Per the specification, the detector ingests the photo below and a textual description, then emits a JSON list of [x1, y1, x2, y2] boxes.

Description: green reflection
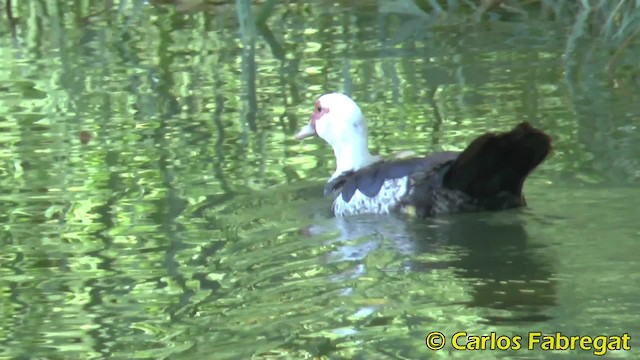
[[0, 1, 638, 359]]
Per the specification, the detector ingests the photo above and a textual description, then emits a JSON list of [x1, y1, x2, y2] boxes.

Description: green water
[[0, 1, 639, 359]]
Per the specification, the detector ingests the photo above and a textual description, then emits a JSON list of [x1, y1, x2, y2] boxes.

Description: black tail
[[443, 122, 551, 204]]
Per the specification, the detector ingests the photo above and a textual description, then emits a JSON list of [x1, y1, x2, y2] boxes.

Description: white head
[[295, 93, 379, 179]]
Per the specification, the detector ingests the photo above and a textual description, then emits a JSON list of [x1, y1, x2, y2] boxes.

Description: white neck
[[330, 138, 380, 180]]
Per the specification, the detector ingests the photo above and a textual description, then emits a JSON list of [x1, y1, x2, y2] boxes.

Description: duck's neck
[[330, 139, 380, 180]]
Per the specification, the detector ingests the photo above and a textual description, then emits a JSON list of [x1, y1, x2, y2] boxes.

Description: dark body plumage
[[324, 122, 551, 218]]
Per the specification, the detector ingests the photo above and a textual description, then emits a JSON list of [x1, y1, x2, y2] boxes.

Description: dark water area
[[0, 1, 638, 359]]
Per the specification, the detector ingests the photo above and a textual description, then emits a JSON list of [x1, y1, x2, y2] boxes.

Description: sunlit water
[[0, 1, 639, 359]]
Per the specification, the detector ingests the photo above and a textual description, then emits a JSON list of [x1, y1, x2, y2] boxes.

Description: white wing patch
[[332, 177, 409, 216]]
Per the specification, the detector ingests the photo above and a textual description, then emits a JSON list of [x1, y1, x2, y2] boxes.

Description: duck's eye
[[317, 106, 322, 112]]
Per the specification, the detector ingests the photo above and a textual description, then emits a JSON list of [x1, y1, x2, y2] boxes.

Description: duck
[[294, 93, 552, 218]]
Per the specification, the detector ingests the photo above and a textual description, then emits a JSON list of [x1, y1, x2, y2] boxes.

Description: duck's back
[[324, 122, 551, 218], [325, 152, 460, 217]]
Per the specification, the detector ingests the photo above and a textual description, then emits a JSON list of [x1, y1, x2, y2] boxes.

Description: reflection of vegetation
[[384, 0, 639, 69], [378, 0, 640, 183], [0, 0, 638, 358]]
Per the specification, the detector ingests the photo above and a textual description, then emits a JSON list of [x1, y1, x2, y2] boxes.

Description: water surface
[[0, 1, 638, 359]]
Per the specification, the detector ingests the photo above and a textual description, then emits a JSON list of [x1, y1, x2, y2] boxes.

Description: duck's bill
[[294, 122, 316, 140]]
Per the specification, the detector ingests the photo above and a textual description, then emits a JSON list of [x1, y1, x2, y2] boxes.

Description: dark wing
[[324, 171, 354, 197], [404, 152, 462, 217], [326, 155, 459, 203], [443, 122, 551, 199]]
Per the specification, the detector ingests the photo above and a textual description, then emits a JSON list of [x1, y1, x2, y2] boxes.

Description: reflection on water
[[323, 211, 558, 323], [0, 1, 639, 359]]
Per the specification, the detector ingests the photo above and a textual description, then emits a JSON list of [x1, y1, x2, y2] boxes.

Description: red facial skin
[[310, 100, 330, 131]]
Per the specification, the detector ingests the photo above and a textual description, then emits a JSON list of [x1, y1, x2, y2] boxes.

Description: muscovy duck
[[295, 93, 551, 218]]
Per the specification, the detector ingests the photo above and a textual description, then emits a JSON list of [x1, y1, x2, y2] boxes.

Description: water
[[0, 1, 639, 359]]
